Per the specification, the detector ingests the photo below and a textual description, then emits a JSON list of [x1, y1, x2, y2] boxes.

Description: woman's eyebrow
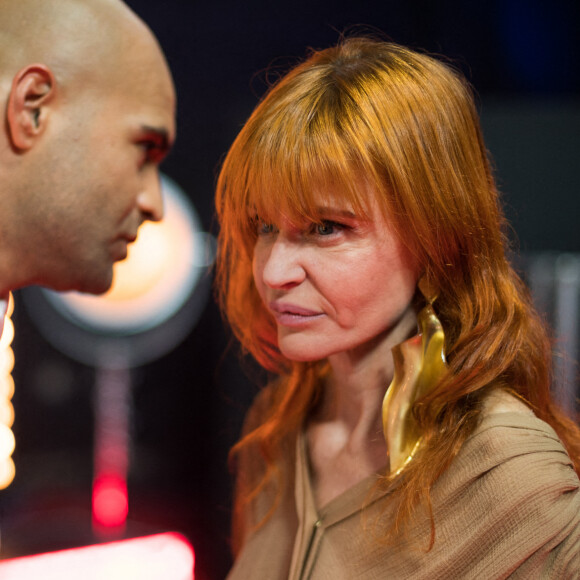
[[315, 206, 358, 219]]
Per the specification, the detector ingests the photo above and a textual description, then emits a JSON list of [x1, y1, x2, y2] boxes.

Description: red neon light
[[0, 533, 195, 580], [92, 474, 128, 528]]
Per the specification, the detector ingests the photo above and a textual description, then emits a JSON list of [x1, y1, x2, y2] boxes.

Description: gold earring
[[382, 276, 448, 475]]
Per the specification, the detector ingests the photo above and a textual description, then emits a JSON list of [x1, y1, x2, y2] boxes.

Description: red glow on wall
[[92, 474, 128, 528]]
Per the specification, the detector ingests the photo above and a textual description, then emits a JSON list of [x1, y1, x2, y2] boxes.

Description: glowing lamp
[[24, 174, 215, 368], [45, 178, 209, 338]]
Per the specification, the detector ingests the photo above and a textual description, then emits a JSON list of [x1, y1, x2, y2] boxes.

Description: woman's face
[[252, 188, 420, 363]]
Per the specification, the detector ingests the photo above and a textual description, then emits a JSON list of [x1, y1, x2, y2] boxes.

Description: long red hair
[[215, 37, 580, 552]]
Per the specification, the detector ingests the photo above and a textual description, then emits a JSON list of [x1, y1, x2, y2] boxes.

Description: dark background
[[2, 1, 579, 579]]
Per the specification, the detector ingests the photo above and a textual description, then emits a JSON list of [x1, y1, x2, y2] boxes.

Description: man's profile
[[0, 0, 176, 333]]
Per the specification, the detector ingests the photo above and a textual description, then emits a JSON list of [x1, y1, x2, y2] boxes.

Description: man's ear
[[6, 64, 56, 151]]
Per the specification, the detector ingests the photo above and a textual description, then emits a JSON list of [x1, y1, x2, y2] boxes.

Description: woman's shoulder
[[430, 392, 580, 578], [472, 391, 571, 458], [444, 390, 579, 502]]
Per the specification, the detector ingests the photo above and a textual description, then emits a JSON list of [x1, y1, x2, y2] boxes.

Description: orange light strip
[[0, 293, 15, 490]]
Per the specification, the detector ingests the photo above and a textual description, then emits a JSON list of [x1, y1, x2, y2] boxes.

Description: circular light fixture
[[22, 175, 215, 368]]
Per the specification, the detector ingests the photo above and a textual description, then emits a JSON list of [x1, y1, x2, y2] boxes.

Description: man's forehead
[[115, 65, 176, 139]]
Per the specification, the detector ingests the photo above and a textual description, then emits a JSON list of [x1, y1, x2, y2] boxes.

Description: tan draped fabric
[[227, 410, 580, 579]]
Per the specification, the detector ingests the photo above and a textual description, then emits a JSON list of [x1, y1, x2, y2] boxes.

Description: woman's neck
[[305, 354, 391, 508], [316, 306, 418, 432], [304, 307, 418, 508]]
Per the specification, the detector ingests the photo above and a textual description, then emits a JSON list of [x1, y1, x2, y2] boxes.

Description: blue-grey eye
[[258, 221, 276, 235], [316, 221, 336, 235]]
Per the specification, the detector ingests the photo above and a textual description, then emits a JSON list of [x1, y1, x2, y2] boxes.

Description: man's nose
[[137, 171, 164, 222]]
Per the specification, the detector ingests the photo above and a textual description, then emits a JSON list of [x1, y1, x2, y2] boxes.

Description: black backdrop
[[2, 2, 579, 579]]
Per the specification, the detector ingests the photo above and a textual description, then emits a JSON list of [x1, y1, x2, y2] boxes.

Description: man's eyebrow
[[141, 125, 173, 150]]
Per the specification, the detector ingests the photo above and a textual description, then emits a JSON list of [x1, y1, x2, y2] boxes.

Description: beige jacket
[[228, 412, 580, 579]]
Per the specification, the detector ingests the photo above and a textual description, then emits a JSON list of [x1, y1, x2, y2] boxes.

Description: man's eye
[[139, 141, 164, 164]]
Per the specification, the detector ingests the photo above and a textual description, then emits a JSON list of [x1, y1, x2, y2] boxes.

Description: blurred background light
[[0, 533, 195, 580], [43, 176, 210, 337], [23, 174, 216, 368], [0, 295, 15, 490], [92, 474, 129, 529]]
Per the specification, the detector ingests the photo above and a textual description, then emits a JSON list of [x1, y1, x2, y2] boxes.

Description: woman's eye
[[315, 221, 339, 236], [257, 221, 277, 235]]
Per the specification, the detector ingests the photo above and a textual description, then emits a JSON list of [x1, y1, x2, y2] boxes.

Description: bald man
[[0, 0, 176, 332]]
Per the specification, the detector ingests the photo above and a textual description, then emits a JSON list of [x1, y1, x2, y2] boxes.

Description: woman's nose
[[257, 235, 306, 290]]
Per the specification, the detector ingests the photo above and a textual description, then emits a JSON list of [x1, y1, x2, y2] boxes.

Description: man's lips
[[112, 234, 137, 261], [123, 233, 137, 244]]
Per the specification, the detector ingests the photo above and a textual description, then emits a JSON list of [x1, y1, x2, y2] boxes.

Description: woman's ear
[[6, 64, 56, 151]]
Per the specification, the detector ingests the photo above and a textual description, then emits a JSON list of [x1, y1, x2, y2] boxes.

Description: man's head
[[0, 0, 176, 295]]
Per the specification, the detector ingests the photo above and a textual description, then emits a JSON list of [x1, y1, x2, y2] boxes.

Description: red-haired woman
[[215, 38, 580, 579]]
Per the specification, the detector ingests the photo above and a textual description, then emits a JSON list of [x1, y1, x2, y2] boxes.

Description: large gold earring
[[382, 276, 448, 476]]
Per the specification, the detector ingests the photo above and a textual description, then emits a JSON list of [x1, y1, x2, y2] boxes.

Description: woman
[[215, 38, 580, 579]]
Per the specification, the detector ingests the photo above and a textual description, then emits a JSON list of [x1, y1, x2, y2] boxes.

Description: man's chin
[[81, 275, 114, 296], [34, 262, 114, 295], [65, 269, 114, 296]]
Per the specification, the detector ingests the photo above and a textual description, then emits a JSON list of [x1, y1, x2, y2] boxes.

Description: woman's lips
[[269, 302, 324, 327]]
